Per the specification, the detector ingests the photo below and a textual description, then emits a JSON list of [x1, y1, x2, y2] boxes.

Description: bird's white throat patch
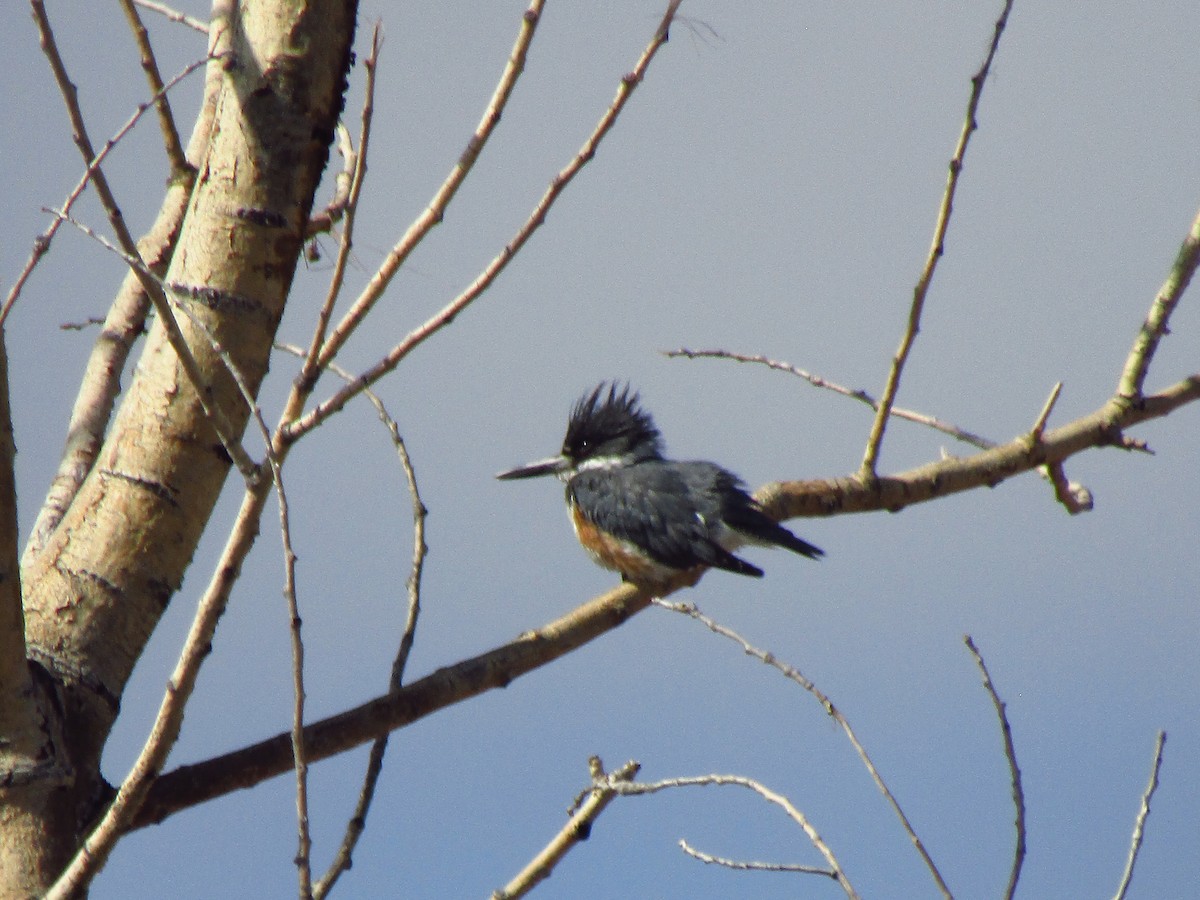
[[574, 453, 634, 473]]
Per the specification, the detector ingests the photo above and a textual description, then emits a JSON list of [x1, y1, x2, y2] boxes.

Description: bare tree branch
[[1113, 731, 1167, 900], [655, 599, 952, 898], [668, 349, 1103, 515], [759, 376, 1200, 522], [129, 364, 1199, 831], [298, 23, 380, 394], [118, 0, 188, 174], [279, 347, 431, 899], [1118, 205, 1200, 399], [308, 0, 547, 380], [2, 48, 212, 327], [135, 580, 665, 827], [492, 758, 641, 900], [664, 347, 996, 449], [132, 0, 208, 34], [860, 0, 1015, 478], [19, 62, 218, 563], [276, 452, 313, 898], [677, 840, 836, 877], [601, 766, 859, 899], [286, 0, 685, 440], [965, 636, 1025, 900], [24, 2, 255, 479], [20, 14, 229, 561], [40, 212, 261, 480]]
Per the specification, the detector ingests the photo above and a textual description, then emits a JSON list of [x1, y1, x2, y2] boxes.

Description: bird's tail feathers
[[724, 513, 824, 561]]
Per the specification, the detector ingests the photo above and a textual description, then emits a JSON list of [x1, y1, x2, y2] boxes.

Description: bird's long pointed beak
[[495, 454, 571, 480]]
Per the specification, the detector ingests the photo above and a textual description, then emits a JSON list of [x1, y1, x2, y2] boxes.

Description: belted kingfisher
[[497, 383, 823, 585]]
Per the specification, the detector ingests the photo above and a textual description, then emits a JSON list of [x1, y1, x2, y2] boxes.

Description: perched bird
[[496, 383, 823, 585]]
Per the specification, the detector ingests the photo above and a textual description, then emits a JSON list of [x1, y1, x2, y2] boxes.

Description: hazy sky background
[[3, 2, 1198, 897]]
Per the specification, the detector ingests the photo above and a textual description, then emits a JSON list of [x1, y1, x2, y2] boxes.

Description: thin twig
[[668, 350, 1094, 515], [276, 54, 384, 878], [118, 0, 189, 174], [276, 454, 312, 898], [655, 598, 953, 898], [678, 840, 836, 877], [298, 23, 381, 395], [603, 767, 859, 899], [964, 636, 1024, 900], [672, 348, 1147, 472], [2, 49, 214, 326], [1112, 731, 1167, 900], [187, 323, 315, 894], [304, 122, 357, 240], [169, 307, 315, 898], [286, 0, 684, 440], [1029, 381, 1062, 440], [1024, 382, 1092, 513], [132, 0, 209, 33], [312, 1, 546, 374], [1118, 205, 1200, 400], [665, 348, 995, 449], [315, 384, 426, 898], [273, 344, 431, 899], [859, 0, 1015, 478]]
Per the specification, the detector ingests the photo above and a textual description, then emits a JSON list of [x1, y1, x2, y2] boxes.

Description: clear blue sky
[[3, 2, 1198, 897]]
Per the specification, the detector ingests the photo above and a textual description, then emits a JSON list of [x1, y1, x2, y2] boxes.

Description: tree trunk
[[1, 2, 358, 892]]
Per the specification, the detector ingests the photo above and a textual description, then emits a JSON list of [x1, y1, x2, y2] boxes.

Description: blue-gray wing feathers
[[568, 461, 821, 577]]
